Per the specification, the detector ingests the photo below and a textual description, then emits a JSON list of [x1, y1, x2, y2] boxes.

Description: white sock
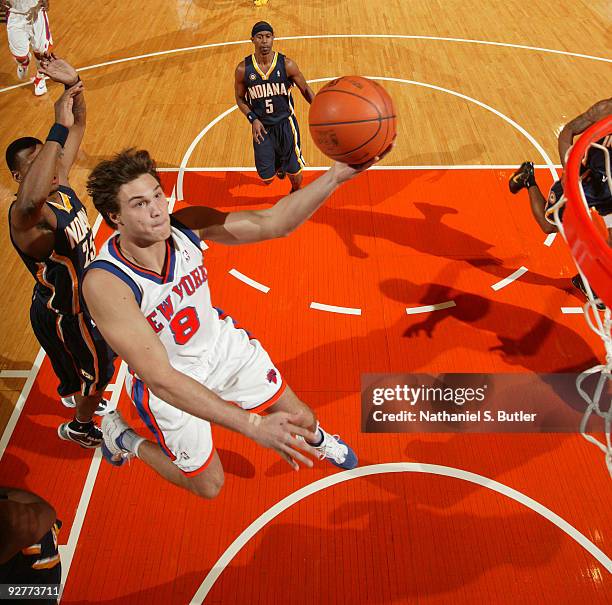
[[119, 430, 145, 457]]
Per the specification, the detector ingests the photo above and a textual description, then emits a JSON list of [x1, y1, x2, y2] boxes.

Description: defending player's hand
[[54, 83, 84, 129], [252, 119, 267, 144], [249, 410, 317, 470], [330, 142, 394, 184], [39, 56, 79, 87]]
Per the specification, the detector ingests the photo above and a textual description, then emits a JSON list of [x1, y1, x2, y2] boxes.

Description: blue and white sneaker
[[101, 411, 134, 467], [314, 431, 358, 470]]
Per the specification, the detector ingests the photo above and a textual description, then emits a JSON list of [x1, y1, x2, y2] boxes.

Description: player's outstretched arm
[[83, 270, 317, 468], [174, 149, 390, 245], [285, 57, 315, 104], [39, 57, 84, 183], [11, 85, 83, 258], [558, 97, 612, 167]]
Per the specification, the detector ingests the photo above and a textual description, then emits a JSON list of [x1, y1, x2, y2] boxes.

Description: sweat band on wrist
[[46, 123, 69, 147], [64, 76, 81, 90], [247, 112, 257, 124]]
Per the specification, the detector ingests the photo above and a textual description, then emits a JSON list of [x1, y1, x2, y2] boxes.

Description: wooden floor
[[0, 1, 611, 603]]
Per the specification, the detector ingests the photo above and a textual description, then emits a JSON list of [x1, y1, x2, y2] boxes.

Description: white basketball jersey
[[90, 218, 221, 372]]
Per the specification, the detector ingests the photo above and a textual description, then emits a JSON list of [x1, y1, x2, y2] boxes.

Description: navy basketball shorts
[[253, 115, 306, 180], [547, 175, 612, 223], [30, 295, 116, 397]]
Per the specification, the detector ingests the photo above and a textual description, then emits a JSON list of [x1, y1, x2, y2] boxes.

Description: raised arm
[[173, 155, 386, 245], [10, 85, 83, 258], [285, 57, 315, 104], [558, 98, 612, 167], [38, 57, 84, 183], [83, 269, 316, 468]]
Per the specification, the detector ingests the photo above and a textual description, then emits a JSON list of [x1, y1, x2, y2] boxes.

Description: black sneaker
[[509, 161, 536, 194], [58, 419, 103, 448], [276, 169, 286, 180], [571, 274, 606, 310]]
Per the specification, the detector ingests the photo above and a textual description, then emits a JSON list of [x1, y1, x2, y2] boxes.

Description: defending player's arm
[[83, 270, 317, 469], [234, 61, 267, 144], [558, 98, 612, 167], [285, 57, 315, 104], [174, 155, 385, 245], [39, 57, 84, 184], [0, 487, 57, 564], [11, 85, 83, 258]]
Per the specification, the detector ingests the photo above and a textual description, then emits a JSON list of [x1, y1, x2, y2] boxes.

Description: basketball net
[[546, 116, 612, 478]]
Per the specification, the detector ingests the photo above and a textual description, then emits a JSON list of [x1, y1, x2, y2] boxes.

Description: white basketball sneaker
[[101, 410, 136, 466], [33, 73, 47, 96]]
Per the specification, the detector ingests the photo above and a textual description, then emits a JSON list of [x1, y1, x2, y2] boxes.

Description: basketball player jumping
[[6, 56, 115, 448], [83, 148, 389, 499], [2, 0, 53, 95], [235, 21, 314, 192], [509, 97, 612, 308]]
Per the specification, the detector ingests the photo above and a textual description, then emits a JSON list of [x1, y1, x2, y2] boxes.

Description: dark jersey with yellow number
[[244, 52, 295, 127], [9, 185, 97, 315]]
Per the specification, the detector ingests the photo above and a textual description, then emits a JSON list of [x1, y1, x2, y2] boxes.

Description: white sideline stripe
[[562, 307, 584, 314], [1, 34, 608, 95], [229, 269, 270, 293], [544, 232, 557, 247], [190, 462, 612, 603], [405, 301, 456, 314], [310, 302, 362, 315], [157, 164, 563, 172], [58, 361, 128, 601], [491, 266, 529, 291], [0, 370, 31, 378], [0, 349, 45, 460]]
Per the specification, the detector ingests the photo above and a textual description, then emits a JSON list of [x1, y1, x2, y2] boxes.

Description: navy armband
[[247, 112, 257, 124], [46, 123, 69, 147]]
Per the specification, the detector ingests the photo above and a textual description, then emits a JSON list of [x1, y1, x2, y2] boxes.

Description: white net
[[546, 131, 612, 477]]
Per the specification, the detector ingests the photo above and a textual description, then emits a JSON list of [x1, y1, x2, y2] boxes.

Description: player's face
[[13, 144, 60, 193], [252, 31, 274, 56], [114, 173, 171, 243]]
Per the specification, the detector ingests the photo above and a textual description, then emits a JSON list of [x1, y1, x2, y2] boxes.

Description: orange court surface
[[0, 1, 610, 604]]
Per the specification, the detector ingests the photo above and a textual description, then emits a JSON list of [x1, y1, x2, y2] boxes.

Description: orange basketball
[[308, 76, 397, 165]]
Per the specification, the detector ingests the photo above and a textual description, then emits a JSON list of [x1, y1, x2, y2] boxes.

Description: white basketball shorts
[[7, 9, 53, 57], [125, 313, 285, 475]]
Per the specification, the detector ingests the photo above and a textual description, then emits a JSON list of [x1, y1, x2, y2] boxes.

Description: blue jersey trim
[[170, 215, 202, 249], [87, 260, 143, 306]]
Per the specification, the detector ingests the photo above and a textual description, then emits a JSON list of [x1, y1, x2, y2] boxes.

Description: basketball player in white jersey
[[2, 0, 52, 95], [83, 148, 389, 499]]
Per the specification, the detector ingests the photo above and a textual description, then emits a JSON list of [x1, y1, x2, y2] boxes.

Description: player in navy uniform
[[235, 21, 314, 192], [5, 57, 115, 448], [0, 486, 61, 604], [508, 98, 612, 308]]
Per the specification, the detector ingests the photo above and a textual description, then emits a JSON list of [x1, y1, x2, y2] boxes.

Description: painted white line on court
[[1, 34, 608, 95], [544, 233, 557, 246], [0, 349, 45, 461], [310, 302, 362, 315], [491, 266, 529, 291], [58, 361, 128, 600], [561, 307, 584, 314], [406, 301, 456, 314], [0, 370, 31, 378], [229, 269, 270, 293], [190, 462, 612, 603], [157, 164, 563, 172]]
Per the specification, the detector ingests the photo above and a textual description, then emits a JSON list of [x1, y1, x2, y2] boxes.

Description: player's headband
[[251, 22, 274, 37]]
